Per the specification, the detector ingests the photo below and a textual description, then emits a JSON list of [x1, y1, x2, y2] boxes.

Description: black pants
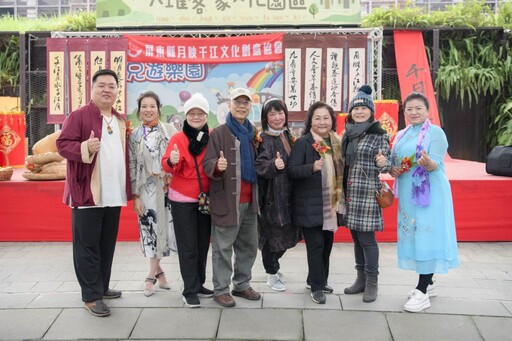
[[302, 226, 333, 292], [72, 206, 120, 302], [350, 230, 379, 274], [261, 241, 286, 275], [171, 201, 211, 298]]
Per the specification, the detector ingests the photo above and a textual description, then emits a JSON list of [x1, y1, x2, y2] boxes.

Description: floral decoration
[[312, 140, 332, 158], [399, 153, 417, 174], [125, 120, 133, 139], [253, 127, 262, 147]]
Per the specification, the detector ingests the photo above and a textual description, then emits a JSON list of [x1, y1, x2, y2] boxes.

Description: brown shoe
[[231, 287, 261, 301], [214, 293, 236, 307]]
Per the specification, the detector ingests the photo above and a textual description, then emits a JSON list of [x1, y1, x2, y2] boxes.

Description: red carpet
[[1, 160, 511, 242]]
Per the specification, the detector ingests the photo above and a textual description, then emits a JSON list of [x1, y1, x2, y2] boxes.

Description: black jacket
[[287, 133, 323, 228], [255, 131, 293, 227]]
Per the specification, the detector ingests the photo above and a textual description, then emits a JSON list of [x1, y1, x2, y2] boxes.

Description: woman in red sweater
[[161, 93, 212, 308]]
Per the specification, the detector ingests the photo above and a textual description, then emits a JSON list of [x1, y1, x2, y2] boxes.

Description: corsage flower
[[125, 120, 134, 139], [312, 140, 332, 158], [399, 153, 417, 174], [253, 127, 262, 146]]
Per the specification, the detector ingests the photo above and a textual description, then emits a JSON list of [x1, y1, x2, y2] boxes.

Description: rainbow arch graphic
[[246, 64, 283, 92]]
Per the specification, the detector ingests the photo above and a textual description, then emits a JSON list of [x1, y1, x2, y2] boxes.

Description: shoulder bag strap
[[192, 156, 204, 193]]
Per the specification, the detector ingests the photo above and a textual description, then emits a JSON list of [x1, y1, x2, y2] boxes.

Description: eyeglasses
[[233, 99, 251, 107], [186, 112, 207, 118]]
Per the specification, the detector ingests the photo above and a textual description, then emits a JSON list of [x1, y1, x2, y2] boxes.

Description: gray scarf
[[342, 122, 372, 166]]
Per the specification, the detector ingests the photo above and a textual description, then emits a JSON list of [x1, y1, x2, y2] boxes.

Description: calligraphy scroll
[[46, 36, 67, 125], [90, 52, 106, 85], [46, 38, 128, 123], [283, 34, 366, 122], [348, 48, 366, 100], [326, 48, 344, 111], [304, 48, 322, 110], [284, 48, 302, 112], [68, 39, 87, 112], [109, 39, 128, 116]]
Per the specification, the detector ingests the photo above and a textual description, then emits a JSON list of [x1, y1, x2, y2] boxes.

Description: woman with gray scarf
[[341, 85, 391, 303]]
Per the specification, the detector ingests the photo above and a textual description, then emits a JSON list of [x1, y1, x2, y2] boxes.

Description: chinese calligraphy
[[326, 48, 343, 111], [285, 48, 301, 111], [304, 48, 322, 109]]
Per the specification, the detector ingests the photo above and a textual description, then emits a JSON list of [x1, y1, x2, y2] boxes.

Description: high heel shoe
[[155, 271, 171, 290], [144, 277, 156, 297]]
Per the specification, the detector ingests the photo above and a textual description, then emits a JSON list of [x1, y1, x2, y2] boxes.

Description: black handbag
[[486, 146, 512, 177], [193, 156, 210, 214]]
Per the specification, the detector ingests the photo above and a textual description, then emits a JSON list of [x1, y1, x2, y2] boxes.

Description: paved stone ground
[[0, 241, 511, 340]]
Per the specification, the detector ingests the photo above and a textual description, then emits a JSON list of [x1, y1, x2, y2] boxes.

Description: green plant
[[362, 1, 428, 28], [362, 0, 498, 29], [363, 0, 512, 150], [0, 35, 20, 88], [497, 115, 512, 145], [56, 11, 96, 31], [0, 12, 96, 32], [496, 1, 512, 29], [436, 33, 502, 106]]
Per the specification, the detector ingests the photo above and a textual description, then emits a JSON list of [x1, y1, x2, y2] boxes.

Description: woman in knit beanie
[[161, 93, 213, 308], [341, 85, 391, 303]]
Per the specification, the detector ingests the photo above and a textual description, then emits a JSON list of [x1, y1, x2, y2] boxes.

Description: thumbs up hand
[[217, 150, 228, 172], [87, 130, 101, 153], [170, 144, 180, 165], [274, 151, 285, 170], [375, 148, 387, 168]]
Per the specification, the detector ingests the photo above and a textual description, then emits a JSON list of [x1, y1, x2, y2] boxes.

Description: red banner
[[375, 100, 399, 145], [394, 31, 441, 126], [125, 33, 284, 64]]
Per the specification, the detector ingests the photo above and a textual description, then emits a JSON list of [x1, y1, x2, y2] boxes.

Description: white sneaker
[[407, 283, 437, 298], [404, 289, 431, 312], [267, 274, 286, 291]]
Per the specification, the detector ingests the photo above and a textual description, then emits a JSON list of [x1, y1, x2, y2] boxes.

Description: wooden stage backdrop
[[0, 159, 511, 242]]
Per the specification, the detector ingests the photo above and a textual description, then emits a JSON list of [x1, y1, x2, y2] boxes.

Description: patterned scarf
[[225, 112, 257, 184], [311, 131, 343, 232], [392, 119, 431, 206]]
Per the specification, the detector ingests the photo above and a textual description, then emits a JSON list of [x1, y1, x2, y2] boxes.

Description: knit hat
[[230, 87, 252, 101], [183, 93, 210, 115], [348, 85, 375, 114]]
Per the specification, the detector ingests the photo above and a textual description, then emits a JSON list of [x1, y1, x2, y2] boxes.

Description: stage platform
[[1, 159, 511, 242]]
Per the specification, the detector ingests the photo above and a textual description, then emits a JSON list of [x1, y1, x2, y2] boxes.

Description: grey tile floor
[[0, 241, 510, 340]]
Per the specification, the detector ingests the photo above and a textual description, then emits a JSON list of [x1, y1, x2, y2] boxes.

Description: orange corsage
[[399, 153, 417, 174], [312, 140, 332, 158], [125, 120, 133, 139]]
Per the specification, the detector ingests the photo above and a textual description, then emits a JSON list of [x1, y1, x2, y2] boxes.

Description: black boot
[[363, 271, 378, 303], [344, 268, 366, 294]]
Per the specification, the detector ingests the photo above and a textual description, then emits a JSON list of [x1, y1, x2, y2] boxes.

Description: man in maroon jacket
[[56, 69, 131, 317]]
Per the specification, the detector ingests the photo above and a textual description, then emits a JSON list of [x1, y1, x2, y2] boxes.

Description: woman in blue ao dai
[[390, 92, 459, 313]]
